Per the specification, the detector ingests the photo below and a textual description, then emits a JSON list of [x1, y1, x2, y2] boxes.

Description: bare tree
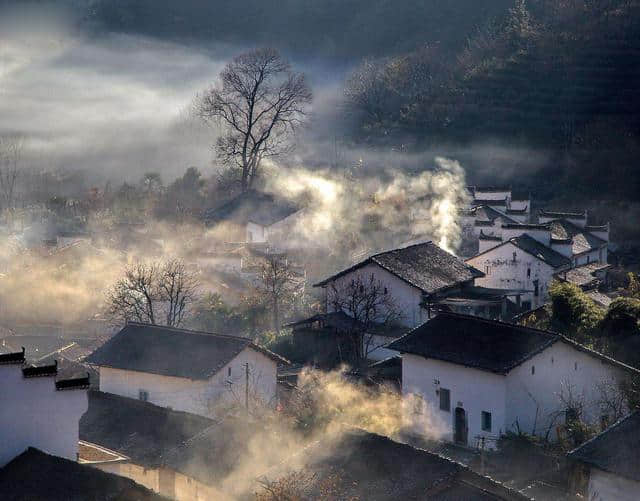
[[107, 259, 199, 327], [256, 253, 303, 335], [327, 273, 401, 365], [159, 259, 201, 327], [199, 48, 312, 191], [0, 135, 24, 210]]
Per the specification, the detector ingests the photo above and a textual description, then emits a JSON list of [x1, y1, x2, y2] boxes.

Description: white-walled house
[[568, 411, 640, 501], [466, 234, 571, 310], [315, 241, 485, 329], [0, 349, 89, 467], [85, 323, 286, 418], [389, 313, 638, 449]]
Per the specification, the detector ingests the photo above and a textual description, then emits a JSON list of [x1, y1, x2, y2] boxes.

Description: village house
[[203, 189, 302, 248], [466, 233, 572, 310], [0, 349, 90, 467], [79, 390, 273, 500], [85, 322, 286, 417], [0, 447, 163, 501], [388, 312, 638, 449], [465, 209, 610, 309], [269, 429, 529, 500], [568, 410, 640, 501], [315, 241, 485, 329]]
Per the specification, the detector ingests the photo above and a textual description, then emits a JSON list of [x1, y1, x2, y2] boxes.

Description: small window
[[527, 268, 531, 278], [531, 365, 535, 375], [485, 266, 491, 275], [575, 362, 578, 371], [512, 252, 517, 262], [138, 390, 149, 402], [533, 280, 539, 297], [384, 287, 388, 295], [228, 367, 232, 377], [439, 388, 451, 412], [481, 411, 492, 432]]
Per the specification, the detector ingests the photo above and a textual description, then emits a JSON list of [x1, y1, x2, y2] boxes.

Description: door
[[454, 407, 468, 445]]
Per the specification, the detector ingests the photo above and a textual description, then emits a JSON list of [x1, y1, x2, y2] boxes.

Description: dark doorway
[[454, 407, 468, 445]]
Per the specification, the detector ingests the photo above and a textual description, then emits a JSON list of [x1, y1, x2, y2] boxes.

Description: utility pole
[[245, 362, 249, 415]]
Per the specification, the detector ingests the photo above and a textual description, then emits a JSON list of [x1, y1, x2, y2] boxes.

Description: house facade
[[86, 323, 284, 417], [389, 313, 637, 449], [0, 349, 89, 467], [466, 234, 571, 310]]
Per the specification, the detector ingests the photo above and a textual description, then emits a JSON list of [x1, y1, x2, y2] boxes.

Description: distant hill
[[85, 0, 511, 58], [344, 1, 640, 203]]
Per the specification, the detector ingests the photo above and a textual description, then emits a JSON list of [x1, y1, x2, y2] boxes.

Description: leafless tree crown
[[327, 273, 401, 363], [107, 259, 199, 327], [199, 48, 312, 191]]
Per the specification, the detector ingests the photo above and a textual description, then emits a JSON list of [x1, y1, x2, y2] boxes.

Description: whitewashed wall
[[325, 263, 427, 328], [98, 346, 278, 418], [501, 227, 551, 246], [402, 354, 507, 448], [473, 190, 511, 201], [467, 242, 562, 309], [0, 365, 88, 467], [588, 468, 640, 501], [505, 342, 630, 439]]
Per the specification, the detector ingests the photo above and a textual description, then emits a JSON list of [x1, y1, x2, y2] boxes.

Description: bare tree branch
[[198, 48, 312, 191]]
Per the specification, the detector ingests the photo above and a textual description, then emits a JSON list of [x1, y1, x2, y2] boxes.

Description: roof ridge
[[125, 322, 252, 343]]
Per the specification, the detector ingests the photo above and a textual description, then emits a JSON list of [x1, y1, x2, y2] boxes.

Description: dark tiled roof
[[315, 242, 484, 295], [539, 209, 586, 219], [509, 234, 571, 268], [287, 430, 528, 500], [473, 198, 508, 206], [203, 189, 299, 227], [284, 311, 409, 338], [555, 263, 611, 288], [471, 205, 517, 223], [55, 375, 90, 391], [0, 348, 25, 365], [569, 411, 640, 482], [548, 219, 606, 256], [80, 391, 272, 486], [85, 323, 286, 380], [501, 223, 549, 230], [470, 234, 570, 269], [389, 312, 639, 376], [0, 447, 163, 501], [388, 312, 558, 374], [80, 391, 215, 469], [22, 362, 58, 378]]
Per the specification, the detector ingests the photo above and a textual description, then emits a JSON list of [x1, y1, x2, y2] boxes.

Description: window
[[575, 362, 578, 371], [384, 287, 388, 295], [531, 365, 535, 375], [522, 301, 531, 311], [138, 390, 149, 402], [481, 411, 492, 432], [228, 367, 232, 377], [533, 280, 539, 297], [485, 266, 491, 275], [512, 251, 517, 262], [527, 267, 531, 278], [439, 388, 451, 412]]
